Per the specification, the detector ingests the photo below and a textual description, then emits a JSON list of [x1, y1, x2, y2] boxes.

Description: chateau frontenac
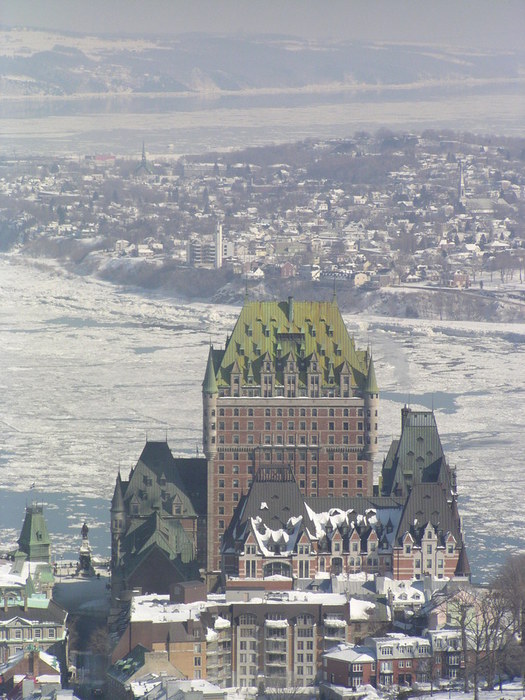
[[110, 296, 468, 594], [202, 296, 379, 575]]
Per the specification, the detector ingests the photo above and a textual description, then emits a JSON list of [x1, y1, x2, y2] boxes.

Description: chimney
[[288, 296, 294, 324], [24, 596, 28, 611], [4, 596, 8, 612]]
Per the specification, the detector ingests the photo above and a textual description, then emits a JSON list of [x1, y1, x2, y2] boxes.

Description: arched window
[[263, 561, 292, 578], [331, 557, 343, 575]]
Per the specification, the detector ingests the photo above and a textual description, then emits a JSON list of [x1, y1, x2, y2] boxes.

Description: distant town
[[1, 129, 524, 321]]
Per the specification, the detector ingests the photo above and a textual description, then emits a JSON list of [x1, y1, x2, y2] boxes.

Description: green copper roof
[[211, 297, 371, 389], [18, 506, 51, 563], [364, 355, 379, 394], [202, 346, 219, 394]]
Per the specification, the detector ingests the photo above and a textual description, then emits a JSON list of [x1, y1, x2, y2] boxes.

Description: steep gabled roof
[[238, 464, 314, 533], [121, 510, 195, 570], [124, 442, 197, 519], [394, 482, 463, 548], [209, 298, 370, 389], [381, 408, 453, 497]]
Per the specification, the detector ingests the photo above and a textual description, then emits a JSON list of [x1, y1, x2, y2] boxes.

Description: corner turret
[[363, 354, 379, 459], [111, 472, 126, 568], [202, 346, 218, 458]]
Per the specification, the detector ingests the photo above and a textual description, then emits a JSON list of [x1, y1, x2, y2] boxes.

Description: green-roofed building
[[110, 441, 205, 599], [202, 296, 379, 578], [18, 505, 51, 564]]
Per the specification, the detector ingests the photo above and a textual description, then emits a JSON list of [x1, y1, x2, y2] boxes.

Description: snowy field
[[1, 255, 524, 577]]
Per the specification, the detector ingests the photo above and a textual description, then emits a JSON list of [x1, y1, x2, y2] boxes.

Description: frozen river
[[1, 255, 524, 580]]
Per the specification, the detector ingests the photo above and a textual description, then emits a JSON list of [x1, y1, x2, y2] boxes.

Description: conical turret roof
[[364, 355, 379, 394], [202, 346, 218, 395], [111, 472, 125, 512]]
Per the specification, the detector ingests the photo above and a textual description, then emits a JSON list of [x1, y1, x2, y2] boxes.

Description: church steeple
[[134, 141, 152, 176]]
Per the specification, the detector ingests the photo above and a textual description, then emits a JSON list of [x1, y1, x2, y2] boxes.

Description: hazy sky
[[2, 0, 524, 50]]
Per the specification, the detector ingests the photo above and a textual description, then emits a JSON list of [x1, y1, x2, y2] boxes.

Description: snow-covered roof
[[250, 515, 302, 557], [130, 594, 210, 623], [349, 599, 376, 620]]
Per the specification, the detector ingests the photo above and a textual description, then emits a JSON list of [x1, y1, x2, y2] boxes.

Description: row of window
[[219, 433, 369, 445], [218, 463, 363, 476], [219, 407, 368, 418], [216, 450, 367, 461], [220, 420, 366, 431], [0, 627, 57, 640]]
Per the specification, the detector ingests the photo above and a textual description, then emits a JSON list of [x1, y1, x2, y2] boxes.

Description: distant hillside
[[0, 27, 523, 98]]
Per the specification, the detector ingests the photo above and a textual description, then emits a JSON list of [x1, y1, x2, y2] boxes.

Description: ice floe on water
[[1, 255, 524, 578]]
